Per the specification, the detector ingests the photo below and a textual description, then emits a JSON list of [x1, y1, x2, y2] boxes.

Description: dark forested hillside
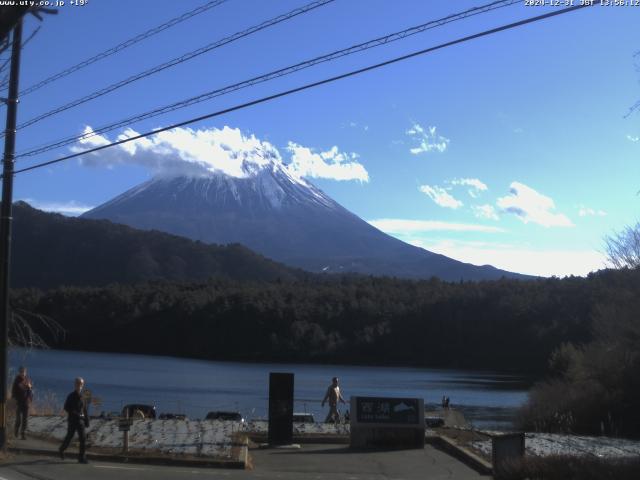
[[11, 202, 303, 288], [13, 268, 636, 373]]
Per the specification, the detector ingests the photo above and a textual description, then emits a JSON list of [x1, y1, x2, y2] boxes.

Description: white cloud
[[472, 204, 499, 221], [496, 182, 573, 228], [626, 134, 639, 143], [419, 185, 463, 209], [72, 125, 368, 182], [73, 125, 278, 178], [409, 238, 606, 277], [20, 198, 94, 216], [368, 218, 504, 234], [578, 206, 607, 217], [345, 121, 369, 132], [370, 218, 603, 277], [406, 122, 449, 154], [287, 143, 369, 182], [451, 178, 488, 198]]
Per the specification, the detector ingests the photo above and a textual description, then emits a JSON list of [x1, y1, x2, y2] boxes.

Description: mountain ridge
[[10, 201, 304, 289], [83, 166, 531, 281]]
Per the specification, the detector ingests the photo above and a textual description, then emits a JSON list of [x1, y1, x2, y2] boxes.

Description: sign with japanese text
[[355, 397, 421, 425]]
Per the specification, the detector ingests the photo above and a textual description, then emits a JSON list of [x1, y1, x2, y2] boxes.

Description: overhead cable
[[16, 0, 519, 158], [11, 0, 335, 134], [18, 0, 230, 97], [11, 3, 594, 177]]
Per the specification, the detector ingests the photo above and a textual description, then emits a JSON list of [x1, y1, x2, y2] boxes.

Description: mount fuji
[[83, 163, 527, 281]]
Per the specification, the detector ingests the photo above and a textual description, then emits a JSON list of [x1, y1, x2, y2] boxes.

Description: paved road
[[0, 444, 488, 480]]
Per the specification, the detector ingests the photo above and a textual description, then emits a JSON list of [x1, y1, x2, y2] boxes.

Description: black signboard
[[355, 397, 420, 424], [118, 418, 133, 432], [268, 372, 294, 445]]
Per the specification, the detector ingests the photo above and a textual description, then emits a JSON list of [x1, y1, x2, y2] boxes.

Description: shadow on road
[[261, 446, 422, 455]]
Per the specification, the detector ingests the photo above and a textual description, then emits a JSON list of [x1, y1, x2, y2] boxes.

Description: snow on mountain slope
[[83, 166, 529, 281]]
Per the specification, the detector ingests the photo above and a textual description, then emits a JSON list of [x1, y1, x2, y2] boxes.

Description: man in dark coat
[[11, 366, 33, 440], [58, 377, 89, 464]]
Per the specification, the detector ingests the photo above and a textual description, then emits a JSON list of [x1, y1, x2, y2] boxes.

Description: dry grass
[[4, 390, 62, 444], [497, 454, 640, 480], [30, 390, 62, 416]]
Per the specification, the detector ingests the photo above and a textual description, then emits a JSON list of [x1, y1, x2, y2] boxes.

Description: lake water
[[10, 348, 530, 430]]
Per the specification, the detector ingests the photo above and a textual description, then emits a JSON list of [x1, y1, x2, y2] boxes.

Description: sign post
[[350, 396, 425, 449], [119, 415, 133, 453]]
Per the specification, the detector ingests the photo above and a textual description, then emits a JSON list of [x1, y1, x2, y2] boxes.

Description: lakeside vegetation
[[12, 268, 637, 375], [516, 224, 640, 438], [517, 272, 640, 437]]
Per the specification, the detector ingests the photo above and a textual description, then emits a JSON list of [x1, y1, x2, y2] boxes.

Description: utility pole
[[0, 17, 23, 450], [0, 6, 29, 41]]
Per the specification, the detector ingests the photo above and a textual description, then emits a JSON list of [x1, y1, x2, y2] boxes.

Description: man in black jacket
[[11, 366, 33, 440], [58, 377, 89, 464]]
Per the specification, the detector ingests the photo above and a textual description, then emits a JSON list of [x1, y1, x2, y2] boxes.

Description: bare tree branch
[[9, 308, 64, 349], [604, 222, 640, 269]]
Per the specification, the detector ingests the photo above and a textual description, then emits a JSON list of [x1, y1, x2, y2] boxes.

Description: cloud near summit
[[73, 125, 368, 182]]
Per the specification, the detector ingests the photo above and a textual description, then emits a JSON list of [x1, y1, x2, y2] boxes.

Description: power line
[[16, 0, 519, 159], [18, 0, 230, 98], [11, 3, 594, 177], [10, 0, 336, 134], [0, 25, 40, 89]]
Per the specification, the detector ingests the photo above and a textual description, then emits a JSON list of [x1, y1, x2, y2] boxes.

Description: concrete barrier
[[492, 432, 525, 479], [428, 434, 493, 475]]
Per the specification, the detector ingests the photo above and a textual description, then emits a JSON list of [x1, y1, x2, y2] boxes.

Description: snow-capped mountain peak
[[83, 168, 527, 281]]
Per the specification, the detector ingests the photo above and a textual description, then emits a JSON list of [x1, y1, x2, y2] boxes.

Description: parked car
[[205, 411, 244, 422], [292, 413, 315, 423], [159, 413, 187, 420], [121, 404, 157, 419]]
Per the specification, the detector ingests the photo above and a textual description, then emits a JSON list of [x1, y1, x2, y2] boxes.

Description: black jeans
[[14, 403, 28, 436], [59, 419, 86, 460]]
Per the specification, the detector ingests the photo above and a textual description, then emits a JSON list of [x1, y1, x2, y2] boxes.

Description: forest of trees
[[11, 267, 637, 375], [517, 224, 640, 437]]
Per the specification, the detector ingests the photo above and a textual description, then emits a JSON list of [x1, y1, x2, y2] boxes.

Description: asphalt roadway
[[0, 443, 488, 480]]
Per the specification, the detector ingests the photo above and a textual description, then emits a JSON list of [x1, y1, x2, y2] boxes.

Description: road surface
[[0, 443, 487, 479]]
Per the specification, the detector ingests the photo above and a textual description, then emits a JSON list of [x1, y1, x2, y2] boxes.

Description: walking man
[[321, 377, 346, 423], [11, 366, 33, 439], [59, 377, 89, 464]]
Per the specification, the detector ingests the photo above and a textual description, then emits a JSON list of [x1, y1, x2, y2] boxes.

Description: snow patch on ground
[[28, 416, 349, 457], [242, 420, 349, 436], [28, 416, 241, 458], [471, 433, 640, 458]]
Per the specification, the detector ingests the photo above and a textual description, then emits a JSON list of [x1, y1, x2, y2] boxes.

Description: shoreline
[[10, 348, 530, 431], [10, 346, 539, 379]]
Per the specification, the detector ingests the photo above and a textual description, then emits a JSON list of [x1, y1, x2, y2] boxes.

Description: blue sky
[[6, 0, 640, 277]]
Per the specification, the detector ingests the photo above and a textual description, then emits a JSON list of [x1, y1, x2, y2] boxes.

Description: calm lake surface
[[10, 348, 530, 430]]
